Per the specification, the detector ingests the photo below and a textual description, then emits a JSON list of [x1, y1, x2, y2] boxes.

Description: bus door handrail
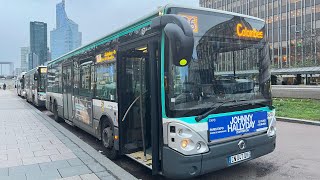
[[121, 91, 147, 122]]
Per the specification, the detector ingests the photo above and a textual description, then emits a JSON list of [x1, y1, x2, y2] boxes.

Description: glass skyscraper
[[50, 0, 82, 60], [29, 21, 47, 70], [20, 47, 29, 72], [200, 0, 320, 84]]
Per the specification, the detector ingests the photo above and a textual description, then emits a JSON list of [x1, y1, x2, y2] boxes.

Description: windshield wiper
[[195, 100, 236, 122]]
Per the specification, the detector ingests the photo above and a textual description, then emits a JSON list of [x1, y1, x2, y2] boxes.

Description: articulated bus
[[46, 5, 276, 179], [16, 72, 26, 97], [25, 66, 47, 107]]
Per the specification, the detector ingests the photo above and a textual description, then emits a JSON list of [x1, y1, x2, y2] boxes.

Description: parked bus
[[46, 5, 276, 179], [25, 66, 47, 107], [16, 72, 27, 97]]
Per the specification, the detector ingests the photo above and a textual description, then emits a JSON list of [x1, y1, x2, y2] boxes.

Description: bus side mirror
[[34, 74, 38, 80], [164, 23, 194, 66]]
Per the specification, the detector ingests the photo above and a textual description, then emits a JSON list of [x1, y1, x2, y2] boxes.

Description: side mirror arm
[[151, 14, 193, 37]]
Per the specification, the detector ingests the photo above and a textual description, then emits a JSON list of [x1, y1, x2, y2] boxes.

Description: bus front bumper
[[162, 133, 276, 179], [37, 99, 46, 107]]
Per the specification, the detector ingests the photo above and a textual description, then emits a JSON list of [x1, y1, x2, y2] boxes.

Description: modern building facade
[[29, 21, 48, 70], [200, 0, 320, 84], [28, 52, 39, 70], [50, 0, 82, 60], [20, 47, 29, 72]]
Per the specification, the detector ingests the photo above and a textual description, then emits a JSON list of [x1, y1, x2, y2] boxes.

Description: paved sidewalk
[[0, 90, 136, 180]]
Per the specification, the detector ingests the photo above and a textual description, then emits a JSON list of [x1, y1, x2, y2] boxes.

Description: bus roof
[[48, 4, 264, 66], [164, 4, 264, 22]]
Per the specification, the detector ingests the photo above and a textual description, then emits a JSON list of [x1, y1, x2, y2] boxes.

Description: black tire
[[101, 119, 118, 160], [53, 102, 62, 123]]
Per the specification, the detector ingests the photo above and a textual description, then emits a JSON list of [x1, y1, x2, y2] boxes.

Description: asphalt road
[[272, 85, 320, 99], [42, 109, 320, 180]]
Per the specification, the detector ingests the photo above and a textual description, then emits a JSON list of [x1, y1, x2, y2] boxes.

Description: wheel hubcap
[[103, 127, 113, 148]]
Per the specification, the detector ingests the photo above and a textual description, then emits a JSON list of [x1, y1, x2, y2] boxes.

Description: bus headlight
[[181, 139, 189, 148], [168, 122, 209, 155], [267, 110, 276, 137]]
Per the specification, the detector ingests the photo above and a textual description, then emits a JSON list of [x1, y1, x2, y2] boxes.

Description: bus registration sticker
[[178, 14, 199, 33], [208, 111, 268, 141]]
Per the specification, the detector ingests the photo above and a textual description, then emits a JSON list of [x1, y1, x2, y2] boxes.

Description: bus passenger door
[[118, 43, 151, 155], [62, 64, 73, 120]]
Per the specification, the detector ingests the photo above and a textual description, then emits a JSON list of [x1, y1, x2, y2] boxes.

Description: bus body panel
[[46, 92, 63, 116], [91, 99, 118, 139], [162, 108, 276, 179], [73, 96, 95, 135], [92, 99, 118, 127], [162, 133, 276, 179]]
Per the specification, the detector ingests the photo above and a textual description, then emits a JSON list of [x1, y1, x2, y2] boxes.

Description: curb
[[277, 116, 320, 126], [24, 101, 137, 180]]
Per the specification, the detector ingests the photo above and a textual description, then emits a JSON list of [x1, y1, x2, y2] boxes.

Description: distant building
[[50, 0, 82, 60], [20, 47, 29, 72], [29, 21, 48, 69], [200, 0, 320, 85], [28, 52, 39, 70], [47, 48, 51, 63], [15, 68, 22, 76]]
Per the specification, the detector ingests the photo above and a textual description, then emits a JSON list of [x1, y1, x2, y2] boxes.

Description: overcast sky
[[0, 0, 199, 74]]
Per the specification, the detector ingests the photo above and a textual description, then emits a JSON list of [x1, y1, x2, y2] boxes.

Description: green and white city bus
[[46, 5, 276, 179], [25, 66, 47, 107]]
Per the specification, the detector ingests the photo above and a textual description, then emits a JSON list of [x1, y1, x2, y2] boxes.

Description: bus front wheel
[[102, 120, 118, 160]]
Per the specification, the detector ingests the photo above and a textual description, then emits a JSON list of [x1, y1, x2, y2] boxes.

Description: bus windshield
[[39, 67, 47, 92], [165, 8, 271, 117]]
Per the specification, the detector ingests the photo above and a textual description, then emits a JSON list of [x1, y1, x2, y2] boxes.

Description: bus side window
[[73, 61, 79, 95], [79, 63, 92, 97], [95, 62, 117, 101]]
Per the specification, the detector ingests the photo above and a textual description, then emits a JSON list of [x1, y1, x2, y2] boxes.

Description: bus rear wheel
[[102, 120, 118, 160]]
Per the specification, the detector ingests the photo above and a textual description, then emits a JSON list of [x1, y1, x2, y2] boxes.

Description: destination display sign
[[40, 68, 47, 73], [208, 111, 268, 141], [236, 23, 264, 39], [178, 14, 199, 33], [96, 50, 116, 63]]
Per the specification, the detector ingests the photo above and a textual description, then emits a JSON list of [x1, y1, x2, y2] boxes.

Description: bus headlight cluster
[[267, 110, 276, 137], [168, 122, 209, 155]]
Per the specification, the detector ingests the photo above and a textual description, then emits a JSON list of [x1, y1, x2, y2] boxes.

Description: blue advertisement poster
[[208, 111, 268, 141]]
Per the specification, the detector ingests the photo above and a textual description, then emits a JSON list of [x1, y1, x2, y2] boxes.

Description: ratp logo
[[208, 118, 216, 123]]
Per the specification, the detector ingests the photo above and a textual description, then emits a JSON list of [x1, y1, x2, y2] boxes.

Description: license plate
[[228, 151, 251, 165]]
